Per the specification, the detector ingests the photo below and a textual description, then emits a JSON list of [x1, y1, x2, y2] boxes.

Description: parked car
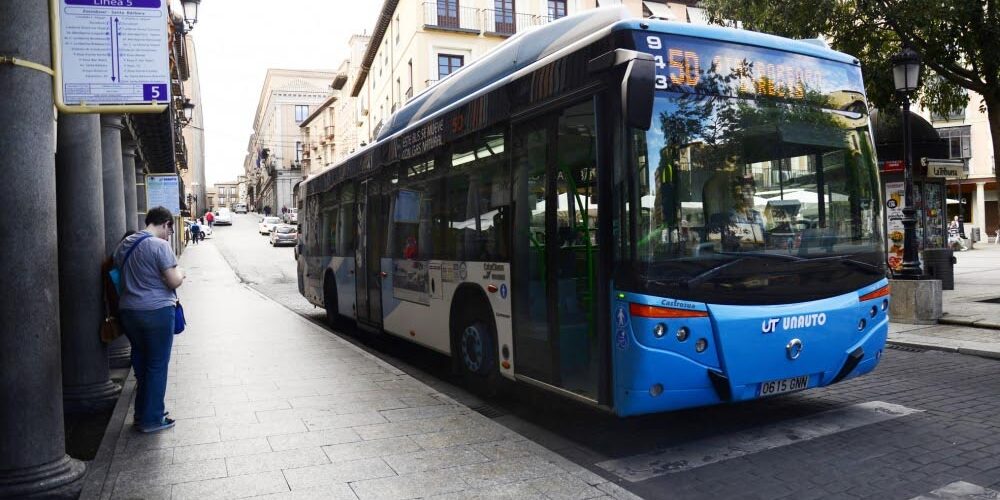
[[282, 207, 298, 225], [234, 203, 248, 214], [269, 224, 298, 247], [214, 207, 233, 225], [258, 216, 282, 235]]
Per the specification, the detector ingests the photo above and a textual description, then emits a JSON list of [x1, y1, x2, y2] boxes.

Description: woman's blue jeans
[[120, 307, 175, 428]]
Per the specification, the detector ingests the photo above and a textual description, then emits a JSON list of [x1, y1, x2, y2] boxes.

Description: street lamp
[[892, 46, 923, 278], [182, 98, 195, 123], [181, 0, 200, 29]]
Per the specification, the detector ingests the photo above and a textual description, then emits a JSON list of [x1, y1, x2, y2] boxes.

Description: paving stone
[[267, 427, 362, 452], [382, 445, 492, 475], [427, 481, 547, 500], [353, 413, 487, 441], [173, 438, 273, 464], [349, 469, 468, 500], [456, 455, 568, 489], [219, 420, 309, 441], [526, 473, 607, 500], [122, 425, 222, 452], [110, 483, 172, 500], [321, 436, 422, 463], [379, 404, 467, 422], [170, 470, 290, 500], [302, 411, 388, 431], [282, 457, 397, 490], [108, 448, 175, 474], [226, 448, 331, 476], [248, 484, 359, 500], [112, 459, 228, 490], [411, 425, 519, 451]]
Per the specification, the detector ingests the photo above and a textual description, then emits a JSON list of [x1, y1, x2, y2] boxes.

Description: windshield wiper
[[790, 254, 883, 274], [683, 252, 807, 288]]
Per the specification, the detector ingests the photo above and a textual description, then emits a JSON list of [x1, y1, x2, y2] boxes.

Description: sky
[[193, 0, 382, 186]]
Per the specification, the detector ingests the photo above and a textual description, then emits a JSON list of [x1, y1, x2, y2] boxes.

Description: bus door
[[512, 99, 602, 402], [355, 178, 385, 327]]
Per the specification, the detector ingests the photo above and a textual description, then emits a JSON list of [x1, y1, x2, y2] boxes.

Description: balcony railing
[[423, 2, 480, 32], [483, 10, 547, 36]]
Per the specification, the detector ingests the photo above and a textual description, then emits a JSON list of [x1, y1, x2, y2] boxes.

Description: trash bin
[[971, 226, 981, 242], [922, 248, 956, 290]]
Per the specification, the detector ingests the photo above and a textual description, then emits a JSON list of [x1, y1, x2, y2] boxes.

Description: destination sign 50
[[635, 33, 865, 101]]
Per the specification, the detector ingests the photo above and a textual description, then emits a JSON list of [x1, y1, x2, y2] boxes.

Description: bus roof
[[303, 7, 859, 193]]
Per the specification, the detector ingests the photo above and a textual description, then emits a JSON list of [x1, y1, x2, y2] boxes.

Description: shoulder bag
[[101, 234, 152, 343]]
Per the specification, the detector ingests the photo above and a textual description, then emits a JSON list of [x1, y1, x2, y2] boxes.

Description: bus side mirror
[[588, 49, 655, 131], [623, 56, 655, 130]]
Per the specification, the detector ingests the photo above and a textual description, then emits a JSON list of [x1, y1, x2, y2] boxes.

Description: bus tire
[[455, 306, 500, 395], [323, 273, 342, 330]]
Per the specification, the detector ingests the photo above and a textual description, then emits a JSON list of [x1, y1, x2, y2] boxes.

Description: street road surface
[[210, 213, 1000, 499]]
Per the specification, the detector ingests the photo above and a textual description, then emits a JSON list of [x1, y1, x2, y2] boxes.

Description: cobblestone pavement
[[190, 214, 1000, 499]]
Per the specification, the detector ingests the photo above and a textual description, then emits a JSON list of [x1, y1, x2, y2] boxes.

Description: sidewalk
[[82, 242, 636, 500], [888, 243, 1000, 358]]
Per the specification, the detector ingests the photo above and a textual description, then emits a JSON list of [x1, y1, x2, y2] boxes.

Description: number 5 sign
[[50, 0, 170, 113]]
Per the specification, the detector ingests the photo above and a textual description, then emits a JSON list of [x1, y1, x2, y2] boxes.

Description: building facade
[[214, 182, 240, 211], [180, 33, 207, 218], [246, 69, 338, 214], [918, 93, 999, 236]]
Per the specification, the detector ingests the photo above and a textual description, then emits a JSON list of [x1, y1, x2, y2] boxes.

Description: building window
[[437, 0, 459, 28], [295, 141, 303, 163], [438, 54, 464, 79], [938, 126, 972, 160], [295, 105, 309, 123], [395, 15, 400, 44], [495, 0, 515, 33], [931, 106, 966, 122], [548, 0, 566, 19]]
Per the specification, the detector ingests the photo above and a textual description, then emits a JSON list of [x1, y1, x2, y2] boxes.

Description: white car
[[282, 208, 298, 225], [259, 216, 282, 235], [214, 207, 233, 226], [234, 203, 248, 214]]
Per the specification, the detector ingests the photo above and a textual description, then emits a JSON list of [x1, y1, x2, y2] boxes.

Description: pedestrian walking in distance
[[205, 210, 215, 228], [190, 220, 201, 245], [113, 206, 186, 433]]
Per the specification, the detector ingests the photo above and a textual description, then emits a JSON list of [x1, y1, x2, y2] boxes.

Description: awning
[[643, 1, 676, 20], [686, 6, 709, 24]]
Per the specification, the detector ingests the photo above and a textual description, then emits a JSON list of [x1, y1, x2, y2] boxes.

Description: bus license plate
[[758, 375, 809, 397]]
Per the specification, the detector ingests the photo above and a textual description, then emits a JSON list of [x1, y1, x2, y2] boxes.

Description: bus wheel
[[323, 277, 341, 330], [457, 312, 500, 394]]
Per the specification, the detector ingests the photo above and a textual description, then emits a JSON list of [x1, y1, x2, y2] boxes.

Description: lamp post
[[181, 0, 200, 30], [892, 46, 923, 278], [181, 98, 195, 124]]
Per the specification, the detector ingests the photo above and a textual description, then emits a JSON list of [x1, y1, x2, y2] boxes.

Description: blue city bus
[[297, 7, 890, 416]]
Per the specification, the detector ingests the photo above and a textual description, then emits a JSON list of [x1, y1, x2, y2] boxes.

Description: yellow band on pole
[[0, 55, 55, 76]]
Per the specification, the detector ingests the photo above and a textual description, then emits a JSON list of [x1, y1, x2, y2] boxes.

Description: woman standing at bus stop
[[114, 206, 186, 433]]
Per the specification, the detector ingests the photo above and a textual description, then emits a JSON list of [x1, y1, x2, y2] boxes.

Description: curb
[[78, 372, 136, 500], [939, 317, 1000, 331], [886, 340, 1000, 361]]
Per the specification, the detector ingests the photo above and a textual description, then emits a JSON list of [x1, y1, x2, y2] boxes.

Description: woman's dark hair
[[145, 206, 173, 226]]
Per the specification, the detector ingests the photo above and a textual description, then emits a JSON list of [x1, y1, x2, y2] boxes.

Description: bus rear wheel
[[456, 310, 500, 394]]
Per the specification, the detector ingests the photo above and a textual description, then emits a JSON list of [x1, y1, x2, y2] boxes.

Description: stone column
[[57, 114, 122, 413], [101, 114, 131, 368], [0, 1, 86, 496], [975, 182, 987, 232], [122, 140, 139, 232]]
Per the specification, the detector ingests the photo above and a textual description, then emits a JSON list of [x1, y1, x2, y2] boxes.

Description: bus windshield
[[625, 91, 885, 305]]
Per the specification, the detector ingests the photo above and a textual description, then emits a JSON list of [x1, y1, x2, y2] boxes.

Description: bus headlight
[[653, 323, 667, 338]]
